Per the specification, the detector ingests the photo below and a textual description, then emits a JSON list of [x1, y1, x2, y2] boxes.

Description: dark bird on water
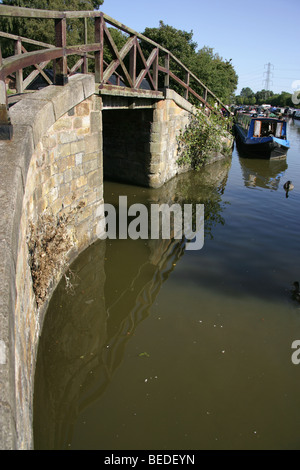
[[292, 282, 300, 303], [283, 181, 294, 198]]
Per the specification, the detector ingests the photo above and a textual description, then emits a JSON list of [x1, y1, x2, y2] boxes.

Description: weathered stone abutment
[[102, 89, 196, 188], [0, 74, 104, 449]]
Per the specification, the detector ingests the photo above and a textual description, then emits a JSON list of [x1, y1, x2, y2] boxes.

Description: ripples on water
[[34, 120, 300, 450]]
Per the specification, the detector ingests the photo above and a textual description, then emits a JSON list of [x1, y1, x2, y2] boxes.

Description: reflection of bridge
[[0, 4, 227, 139], [33, 161, 231, 450], [34, 235, 185, 450]]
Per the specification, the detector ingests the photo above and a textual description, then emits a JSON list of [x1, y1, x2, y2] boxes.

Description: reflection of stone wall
[[146, 156, 232, 254], [33, 236, 183, 449], [34, 240, 106, 450]]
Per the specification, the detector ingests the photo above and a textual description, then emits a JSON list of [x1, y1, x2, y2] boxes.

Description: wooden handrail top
[[0, 5, 102, 19], [0, 45, 100, 80], [0, 31, 55, 49]]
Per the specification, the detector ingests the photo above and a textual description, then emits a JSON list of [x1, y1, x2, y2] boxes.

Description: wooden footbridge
[[0, 5, 227, 139]]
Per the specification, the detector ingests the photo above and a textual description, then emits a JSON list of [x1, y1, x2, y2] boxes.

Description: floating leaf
[[139, 352, 150, 358]]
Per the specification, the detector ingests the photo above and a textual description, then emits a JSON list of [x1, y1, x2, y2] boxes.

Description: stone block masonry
[[149, 90, 194, 188], [103, 89, 197, 189], [0, 75, 104, 449], [148, 89, 233, 187]]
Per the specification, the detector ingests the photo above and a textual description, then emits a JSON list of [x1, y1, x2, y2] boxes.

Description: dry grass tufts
[[27, 202, 86, 306]]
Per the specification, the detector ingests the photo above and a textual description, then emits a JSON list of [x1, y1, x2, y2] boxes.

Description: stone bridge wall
[[103, 89, 195, 188], [0, 75, 104, 449]]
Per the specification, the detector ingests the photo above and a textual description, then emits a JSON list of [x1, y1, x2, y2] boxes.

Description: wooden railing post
[[164, 53, 170, 89], [0, 50, 13, 140], [15, 38, 23, 93], [54, 15, 68, 85], [94, 14, 103, 83], [129, 36, 137, 87], [185, 71, 190, 101], [153, 49, 159, 90], [82, 17, 88, 74]]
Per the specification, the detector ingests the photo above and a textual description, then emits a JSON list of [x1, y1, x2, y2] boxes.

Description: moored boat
[[234, 113, 290, 159]]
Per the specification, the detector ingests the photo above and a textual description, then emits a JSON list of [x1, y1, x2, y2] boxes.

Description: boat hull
[[234, 124, 289, 159]]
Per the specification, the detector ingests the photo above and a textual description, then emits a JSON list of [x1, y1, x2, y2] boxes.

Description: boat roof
[[238, 113, 285, 122]]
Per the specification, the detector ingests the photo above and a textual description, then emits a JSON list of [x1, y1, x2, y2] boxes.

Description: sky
[[101, 0, 300, 96]]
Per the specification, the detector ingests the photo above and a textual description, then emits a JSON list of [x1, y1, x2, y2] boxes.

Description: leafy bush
[[177, 110, 232, 170]]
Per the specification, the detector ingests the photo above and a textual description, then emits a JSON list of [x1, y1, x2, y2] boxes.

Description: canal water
[[34, 119, 300, 450]]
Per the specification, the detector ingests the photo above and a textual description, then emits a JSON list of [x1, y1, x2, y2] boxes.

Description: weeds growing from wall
[[27, 202, 85, 307]]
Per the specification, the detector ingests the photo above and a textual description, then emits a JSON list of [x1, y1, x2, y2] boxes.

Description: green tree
[[277, 92, 292, 107], [235, 95, 244, 105], [254, 89, 273, 104], [192, 47, 237, 103], [142, 22, 237, 104], [235, 88, 295, 107], [141, 21, 197, 93], [143, 21, 198, 65], [240, 87, 254, 99]]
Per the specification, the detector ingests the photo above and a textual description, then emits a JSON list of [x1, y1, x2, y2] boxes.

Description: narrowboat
[[234, 113, 290, 159]]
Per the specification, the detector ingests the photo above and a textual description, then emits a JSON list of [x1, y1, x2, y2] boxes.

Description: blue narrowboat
[[234, 113, 290, 159]]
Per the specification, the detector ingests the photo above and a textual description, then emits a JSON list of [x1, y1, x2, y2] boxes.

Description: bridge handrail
[[0, 5, 228, 139], [0, 5, 103, 19], [0, 6, 223, 104]]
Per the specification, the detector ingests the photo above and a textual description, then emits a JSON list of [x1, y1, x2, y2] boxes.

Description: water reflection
[[33, 157, 232, 450], [238, 154, 288, 190], [169, 159, 231, 238], [290, 118, 300, 135]]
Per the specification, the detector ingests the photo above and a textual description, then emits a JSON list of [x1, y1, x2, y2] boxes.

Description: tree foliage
[[143, 21, 197, 67], [235, 87, 296, 107], [191, 47, 237, 103], [142, 22, 238, 104]]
